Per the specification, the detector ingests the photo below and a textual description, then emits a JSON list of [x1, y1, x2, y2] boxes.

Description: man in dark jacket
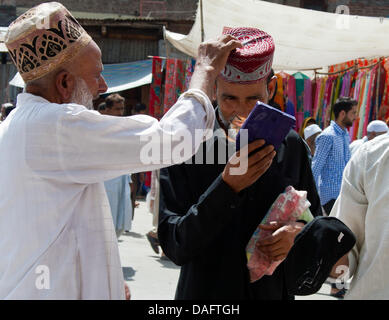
[[158, 27, 321, 300]]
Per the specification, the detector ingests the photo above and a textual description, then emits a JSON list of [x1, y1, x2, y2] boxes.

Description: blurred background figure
[[1, 103, 14, 122], [134, 102, 147, 115], [350, 120, 388, 155], [97, 102, 107, 114], [104, 174, 133, 237], [99, 93, 133, 238], [104, 93, 125, 116], [299, 116, 317, 138], [304, 124, 322, 156], [146, 170, 168, 259], [132, 101, 151, 221]]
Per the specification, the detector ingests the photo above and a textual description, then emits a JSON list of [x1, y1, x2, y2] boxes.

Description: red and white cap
[[220, 27, 275, 84]]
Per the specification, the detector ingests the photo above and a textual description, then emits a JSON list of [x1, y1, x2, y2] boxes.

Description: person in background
[[132, 102, 150, 218], [267, 69, 281, 110], [103, 174, 133, 238], [312, 97, 357, 217], [299, 117, 317, 138], [98, 94, 133, 238], [104, 93, 125, 116], [3, 105, 16, 120], [146, 170, 167, 258], [97, 101, 106, 114], [304, 124, 322, 156], [1, 103, 13, 122], [349, 120, 388, 155], [134, 102, 147, 115], [311, 97, 357, 299]]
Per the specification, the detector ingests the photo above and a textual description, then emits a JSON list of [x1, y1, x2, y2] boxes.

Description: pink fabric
[[246, 186, 310, 283]]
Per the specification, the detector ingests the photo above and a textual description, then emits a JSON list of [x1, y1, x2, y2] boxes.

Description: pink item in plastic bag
[[246, 186, 311, 283]]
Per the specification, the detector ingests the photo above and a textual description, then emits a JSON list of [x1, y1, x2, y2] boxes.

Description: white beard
[[70, 78, 94, 110]]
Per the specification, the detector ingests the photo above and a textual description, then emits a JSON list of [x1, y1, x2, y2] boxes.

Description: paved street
[[119, 201, 338, 300]]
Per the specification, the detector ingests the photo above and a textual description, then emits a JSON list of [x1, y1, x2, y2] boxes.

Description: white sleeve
[[28, 90, 215, 184], [329, 145, 368, 277]]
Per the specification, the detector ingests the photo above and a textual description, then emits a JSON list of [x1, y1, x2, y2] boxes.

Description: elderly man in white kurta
[[0, 2, 242, 299], [329, 132, 389, 299]]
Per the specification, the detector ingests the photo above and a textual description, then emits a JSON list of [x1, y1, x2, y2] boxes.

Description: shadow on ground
[[156, 257, 181, 270], [122, 231, 144, 239], [122, 267, 136, 281]]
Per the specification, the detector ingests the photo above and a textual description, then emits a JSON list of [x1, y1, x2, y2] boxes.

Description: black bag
[[284, 216, 356, 296]]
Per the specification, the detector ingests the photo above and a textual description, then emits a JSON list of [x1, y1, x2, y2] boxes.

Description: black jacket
[[158, 128, 321, 300]]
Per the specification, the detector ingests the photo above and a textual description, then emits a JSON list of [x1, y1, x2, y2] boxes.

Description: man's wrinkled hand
[[255, 221, 305, 262], [195, 35, 243, 76], [189, 35, 243, 99]]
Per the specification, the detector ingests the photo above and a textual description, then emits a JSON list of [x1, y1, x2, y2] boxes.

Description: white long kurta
[[0, 91, 215, 299], [330, 133, 389, 299]]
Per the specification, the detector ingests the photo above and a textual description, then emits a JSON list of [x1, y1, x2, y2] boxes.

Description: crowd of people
[[1, 1, 389, 301]]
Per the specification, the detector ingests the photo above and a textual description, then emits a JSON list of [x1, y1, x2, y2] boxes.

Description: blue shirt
[[312, 121, 351, 205]]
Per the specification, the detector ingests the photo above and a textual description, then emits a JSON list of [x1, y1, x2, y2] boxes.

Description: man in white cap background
[[349, 120, 388, 155], [158, 27, 321, 300], [0, 2, 242, 299], [304, 124, 322, 156]]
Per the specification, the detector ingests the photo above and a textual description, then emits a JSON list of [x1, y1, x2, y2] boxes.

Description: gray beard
[[70, 78, 94, 110]]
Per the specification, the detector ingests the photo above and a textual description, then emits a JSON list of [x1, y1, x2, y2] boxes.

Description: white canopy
[[165, 0, 389, 71]]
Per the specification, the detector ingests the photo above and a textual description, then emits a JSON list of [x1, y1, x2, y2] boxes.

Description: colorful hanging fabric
[[312, 77, 322, 121], [293, 72, 309, 131], [330, 75, 342, 120], [375, 63, 386, 119], [274, 73, 285, 111], [350, 71, 363, 141], [184, 58, 196, 91], [303, 78, 312, 119], [365, 67, 378, 136], [321, 76, 333, 128], [163, 58, 186, 114], [357, 72, 368, 139], [149, 56, 163, 118], [285, 75, 297, 121], [368, 66, 378, 124], [380, 58, 389, 120]]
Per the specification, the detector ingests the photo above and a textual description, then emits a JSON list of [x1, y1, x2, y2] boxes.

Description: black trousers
[[323, 199, 336, 216]]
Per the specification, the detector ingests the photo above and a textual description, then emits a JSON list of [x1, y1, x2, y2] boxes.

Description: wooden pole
[[200, 0, 205, 42]]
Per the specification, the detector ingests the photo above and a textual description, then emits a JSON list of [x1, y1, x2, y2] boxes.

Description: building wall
[[94, 37, 159, 64], [15, 0, 198, 19], [13, 0, 389, 19], [0, 4, 16, 26], [265, 0, 389, 17], [0, 63, 19, 105], [341, 0, 389, 17]]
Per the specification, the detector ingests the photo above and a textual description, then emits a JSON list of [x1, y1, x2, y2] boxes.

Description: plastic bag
[[246, 186, 314, 283]]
